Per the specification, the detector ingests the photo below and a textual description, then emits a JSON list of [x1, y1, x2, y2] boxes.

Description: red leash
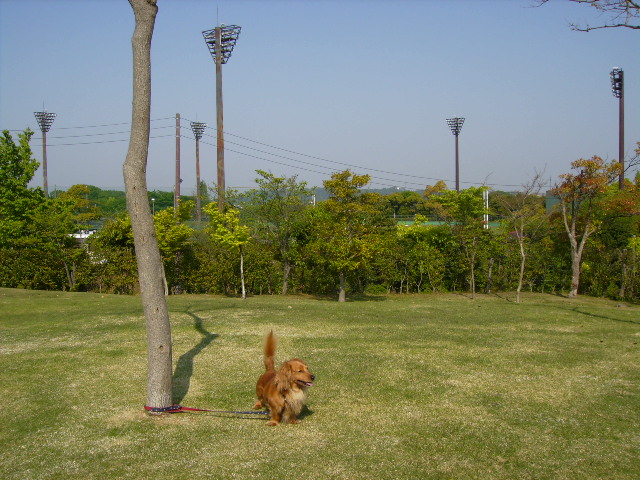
[[144, 404, 269, 415]]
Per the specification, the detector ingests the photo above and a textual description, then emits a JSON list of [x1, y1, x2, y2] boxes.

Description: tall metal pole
[[203, 23, 241, 213], [42, 130, 49, 196], [446, 117, 465, 192], [454, 134, 460, 192], [610, 68, 624, 189], [34, 111, 56, 197], [215, 27, 225, 212], [175, 113, 181, 211], [190, 121, 207, 222]]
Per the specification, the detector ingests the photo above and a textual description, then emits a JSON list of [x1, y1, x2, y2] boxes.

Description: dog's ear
[[274, 362, 293, 393]]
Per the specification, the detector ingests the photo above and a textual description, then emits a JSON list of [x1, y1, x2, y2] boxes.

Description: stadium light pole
[[175, 113, 181, 212], [34, 111, 57, 197], [446, 117, 465, 192], [610, 68, 624, 190], [202, 23, 241, 212], [190, 121, 207, 221]]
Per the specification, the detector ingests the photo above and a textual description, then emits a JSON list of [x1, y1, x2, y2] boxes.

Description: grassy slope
[[1, 288, 638, 479]]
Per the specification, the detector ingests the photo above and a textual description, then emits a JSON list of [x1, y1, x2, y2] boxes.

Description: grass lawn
[[1, 288, 639, 479]]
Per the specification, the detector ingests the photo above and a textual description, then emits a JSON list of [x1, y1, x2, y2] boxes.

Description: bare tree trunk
[[282, 257, 291, 295], [619, 249, 627, 299], [516, 239, 526, 304], [338, 271, 346, 302], [465, 237, 477, 299], [240, 245, 246, 299], [125, 0, 173, 411], [485, 257, 494, 295], [565, 210, 590, 298]]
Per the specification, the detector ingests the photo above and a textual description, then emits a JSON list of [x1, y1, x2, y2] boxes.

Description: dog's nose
[[311, 375, 315, 381]]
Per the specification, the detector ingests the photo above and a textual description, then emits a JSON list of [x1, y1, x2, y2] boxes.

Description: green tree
[[310, 170, 382, 302], [83, 214, 138, 294], [204, 204, 251, 299], [428, 186, 490, 298], [29, 197, 88, 290], [398, 215, 447, 293], [58, 184, 102, 224], [383, 190, 426, 217], [243, 170, 313, 294], [153, 201, 195, 294], [0, 129, 45, 247]]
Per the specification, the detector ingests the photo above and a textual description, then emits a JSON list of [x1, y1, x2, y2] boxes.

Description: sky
[[1, 0, 638, 195]]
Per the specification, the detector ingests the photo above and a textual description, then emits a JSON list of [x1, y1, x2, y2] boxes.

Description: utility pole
[[446, 117, 465, 192], [202, 23, 241, 212], [34, 110, 56, 197], [190, 121, 207, 222], [610, 68, 624, 189], [175, 113, 181, 212]]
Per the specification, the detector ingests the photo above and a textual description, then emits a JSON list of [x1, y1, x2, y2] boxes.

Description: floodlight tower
[[202, 23, 241, 212], [34, 111, 57, 197], [446, 117, 465, 192], [190, 121, 207, 222], [610, 68, 624, 189]]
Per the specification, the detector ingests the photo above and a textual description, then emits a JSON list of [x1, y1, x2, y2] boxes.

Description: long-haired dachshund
[[253, 331, 315, 426]]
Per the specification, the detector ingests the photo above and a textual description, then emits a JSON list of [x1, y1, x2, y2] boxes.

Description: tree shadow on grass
[[172, 306, 218, 405], [310, 293, 388, 302], [561, 305, 640, 325]]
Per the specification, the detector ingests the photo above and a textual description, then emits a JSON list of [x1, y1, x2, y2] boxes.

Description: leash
[[144, 404, 269, 415]]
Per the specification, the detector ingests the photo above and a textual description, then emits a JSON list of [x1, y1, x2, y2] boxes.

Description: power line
[[52, 116, 174, 130], [38, 133, 174, 147], [12, 116, 531, 189]]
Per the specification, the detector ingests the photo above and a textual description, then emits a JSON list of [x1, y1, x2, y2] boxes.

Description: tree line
[[2, 129, 639, 302]]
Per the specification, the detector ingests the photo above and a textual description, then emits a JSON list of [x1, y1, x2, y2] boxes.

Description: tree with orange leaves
[[551, 156, 622, 297]]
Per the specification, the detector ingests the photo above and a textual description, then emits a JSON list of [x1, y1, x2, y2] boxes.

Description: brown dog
[[253, 331, 314, 426]]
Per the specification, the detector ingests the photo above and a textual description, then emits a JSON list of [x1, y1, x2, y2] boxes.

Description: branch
[[535, 0, 640, 30], [570, 22, 640, 30]]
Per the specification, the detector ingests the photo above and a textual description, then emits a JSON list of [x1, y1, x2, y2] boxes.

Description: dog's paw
[[266, 420, 279, 427], [253, 400, 263, 409]]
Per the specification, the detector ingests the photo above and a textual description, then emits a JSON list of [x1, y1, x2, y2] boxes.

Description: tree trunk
[[125, 0, 173, 411], [568, 225, 589, 298], [569, 249, 581, 297], [282, 257, 291, 295], [485, 257, 494, 295], [516, 238, 526, 304], [338, 271, 346, 302], [240, 245, 246, 299], [619, 249, 627, 299]]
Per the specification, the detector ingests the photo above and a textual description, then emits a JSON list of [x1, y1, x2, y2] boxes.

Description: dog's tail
[[263, 330, 276, 372]]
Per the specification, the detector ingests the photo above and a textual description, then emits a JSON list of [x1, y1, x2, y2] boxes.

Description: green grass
[[1, 288, 639, 479]]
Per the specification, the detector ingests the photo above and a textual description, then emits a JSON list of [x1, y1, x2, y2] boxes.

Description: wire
[[46, 125, 173, 140], [52, 116, 174, 130], [17, 115, 531, 189], [42, 133, 174, 147]]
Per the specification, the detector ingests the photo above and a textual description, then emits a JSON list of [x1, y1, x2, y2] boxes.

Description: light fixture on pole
[[446, 117, 465, 192], [610, 67, 624, 189], [34, 110, 57, 197], [190, 121, 207, 221], [202, 23, 241, 212]]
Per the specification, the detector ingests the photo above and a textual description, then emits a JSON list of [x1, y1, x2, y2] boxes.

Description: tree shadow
[[562, 305, 640, 325], [172, 306, 218, 405], [310, 293, 388, 302]]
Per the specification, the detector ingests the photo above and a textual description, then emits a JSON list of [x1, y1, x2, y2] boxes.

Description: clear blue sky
[[1, 0, 638, 194]]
